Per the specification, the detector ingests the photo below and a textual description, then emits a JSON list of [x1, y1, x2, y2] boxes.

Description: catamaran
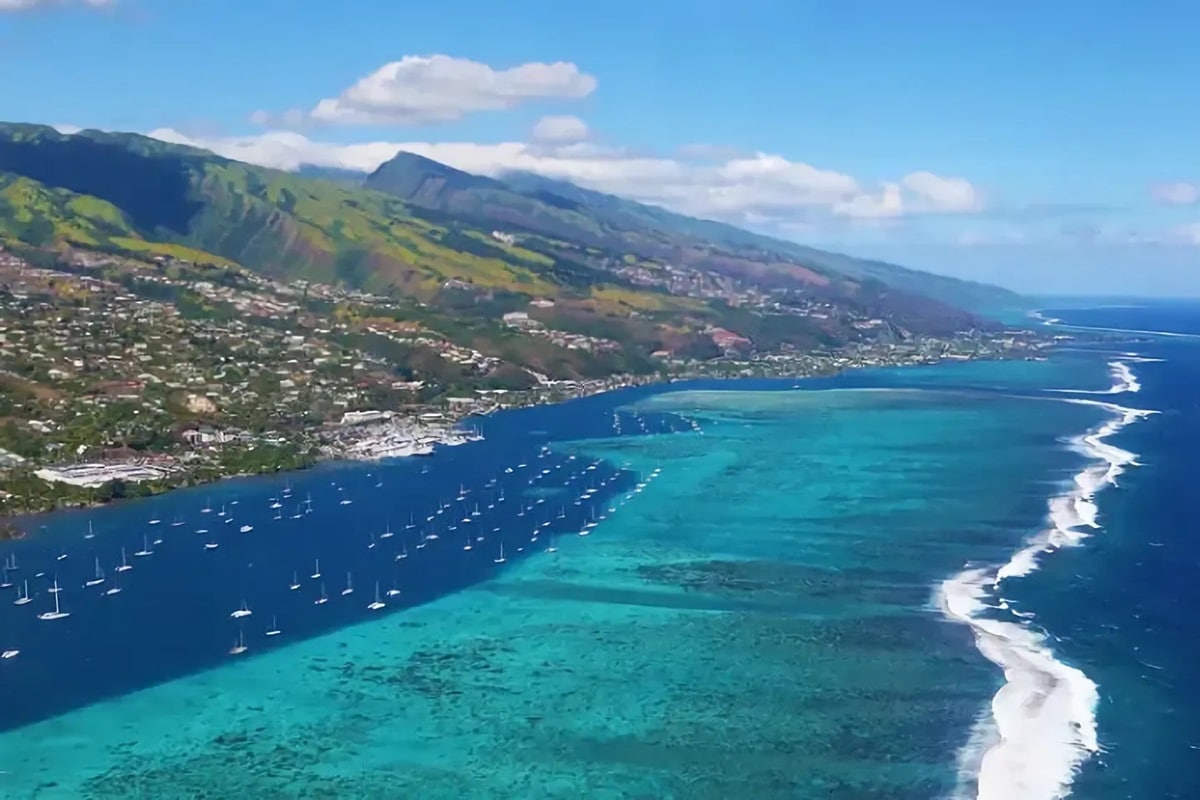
[[38, 580, 69, 620], [367, 582, 385, 611], [84, 557, 105, 587]]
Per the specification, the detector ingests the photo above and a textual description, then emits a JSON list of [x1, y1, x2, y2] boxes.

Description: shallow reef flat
[[0, 386, 1083, 799]]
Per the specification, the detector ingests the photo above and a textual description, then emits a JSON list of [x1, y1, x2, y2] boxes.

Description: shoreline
[[938, 356, 1156, 800], [0, 346, 1050, 532]]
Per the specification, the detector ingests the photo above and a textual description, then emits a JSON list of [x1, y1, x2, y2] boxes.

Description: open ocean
[[0, 300, 1194, 799]]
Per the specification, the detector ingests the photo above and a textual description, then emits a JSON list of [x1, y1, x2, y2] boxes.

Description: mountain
[[364, 153, 1020, 312], [0, 122, 1010, 372]]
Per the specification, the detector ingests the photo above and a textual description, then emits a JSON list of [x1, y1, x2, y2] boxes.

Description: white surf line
[[939, 360, 1157, 800], [1047, 360, 1141, 396], [1029, 310, 1200, 341]]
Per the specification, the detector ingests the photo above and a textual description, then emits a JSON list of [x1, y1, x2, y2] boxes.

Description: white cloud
[[0, 0, 110, 9], [260, 55, 597, 127], [530, 115, 589, 144], [1150, 181, 1200, 206], [1167, 222, 1200, 245], [147, 128, 986, 229]]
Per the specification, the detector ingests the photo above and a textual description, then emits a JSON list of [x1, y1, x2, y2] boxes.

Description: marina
[[0, 385, 699, 732]]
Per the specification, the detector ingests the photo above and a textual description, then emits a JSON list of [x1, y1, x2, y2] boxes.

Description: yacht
[[116, 547, 133, 572], [1, 649, 18, 659], [134, 535, 153, 557], [269, 499, 282, 510], [314, 583, 328, 605], [38, 580, 69, 620], [289, 571, 301, 591], [494, 543, 506, 564], [339, 498, 353, 506], [103, 585, 122, 596], [84, 557, 105, 587], [229, 629, 248, 656], [341, 572, 354, 596], [266, 615, 281, 637], [385, 581, 402, 597], [13, 580, 31, 605], [56, 550, 68, 562], [205, 542, 220, 551], [195, 528, 209, 535], [367, 582, 385, 611], [239, 524, 254, 533], [230, 599, 252, 619], [148, 518, 161, 526]]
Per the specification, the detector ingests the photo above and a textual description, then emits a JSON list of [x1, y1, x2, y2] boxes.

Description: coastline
[[939, 356, 1156, 800], [0, 344, 1049, 532]]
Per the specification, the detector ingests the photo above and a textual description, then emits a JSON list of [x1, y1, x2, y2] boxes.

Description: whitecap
[[940, 360, 1157, 800]]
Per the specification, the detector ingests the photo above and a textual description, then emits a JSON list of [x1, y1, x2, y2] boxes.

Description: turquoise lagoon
[[0, 359, 1118, 799]]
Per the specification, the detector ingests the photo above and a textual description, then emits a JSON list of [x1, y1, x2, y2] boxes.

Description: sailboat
[[545, 533, 558, 553], [341, 572, 354, 596], [375, 474, 383, 488], [13, 580, 31, 605], [116, 547, 133, 572], [289, 571, 301, 590], [269, 498, 282, 510], [385, 581, 402, 597], [405, 513, 416, 530], [367, 582, 385, 611], [471, 504, 481, 517], [229, 628, 247, 655], [380, 522, 395, 539], [463, 534, 473, 552], [230, 599, 252, 619], [0, 565, 10, 589], [239, 524, 254, 533], [201, 498, 212, 514], [266, 615, 281, 637], [148, 517, 161, 526], [395, 541, 409, 561], [84, 557, 106, 587], [38, 580, 69, 620], [368, 532, 376, 550], [311, 559, 321, 579], [134, 534, 153, 557], [217, 504, 227, 517], [103, 582, 122, 596], [494, 543, 506, 564], [171, 515, 185, 527], [84, 520, 95, 540], [314, 583, 328, 605]]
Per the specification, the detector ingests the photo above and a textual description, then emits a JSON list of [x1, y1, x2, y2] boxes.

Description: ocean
[[0, 302, 1192, 799]]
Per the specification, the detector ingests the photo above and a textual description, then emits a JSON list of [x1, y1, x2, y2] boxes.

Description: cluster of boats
[[1, 410, 686, 662]]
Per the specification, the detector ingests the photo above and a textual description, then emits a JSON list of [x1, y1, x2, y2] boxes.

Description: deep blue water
[[1027, 301, 1200, 798]]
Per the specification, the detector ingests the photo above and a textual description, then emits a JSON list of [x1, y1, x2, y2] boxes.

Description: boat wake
[[940, 360, 1157, 800]]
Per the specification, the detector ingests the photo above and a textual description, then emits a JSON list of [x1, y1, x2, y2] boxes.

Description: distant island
[[0, 121, 1051, 523]]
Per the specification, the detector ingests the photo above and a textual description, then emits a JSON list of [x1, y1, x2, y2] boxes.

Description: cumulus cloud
[[530, 115, 589, 144], [256, 55, 596, 127], [148, 127, 986, 231], [1167, 222, 1200, 245], [1150, 181, 1200, 206], [0, 0, 110, 9]]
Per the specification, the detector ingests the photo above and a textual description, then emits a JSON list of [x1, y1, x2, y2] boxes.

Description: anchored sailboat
[[38, 579, 69, 620], [84, 557, 105, 587], [367, 582, 385, 611]]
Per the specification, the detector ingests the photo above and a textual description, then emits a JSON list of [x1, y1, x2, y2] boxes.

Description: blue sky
[[2, 0, 1198, 295]]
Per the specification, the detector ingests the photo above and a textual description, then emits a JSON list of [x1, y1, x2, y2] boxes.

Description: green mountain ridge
[[0, 122, 1007, 367], [363, 152, 1020, 312]]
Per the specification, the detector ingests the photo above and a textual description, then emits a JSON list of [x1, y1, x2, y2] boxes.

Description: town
[[0, 244, 1053, 518]]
